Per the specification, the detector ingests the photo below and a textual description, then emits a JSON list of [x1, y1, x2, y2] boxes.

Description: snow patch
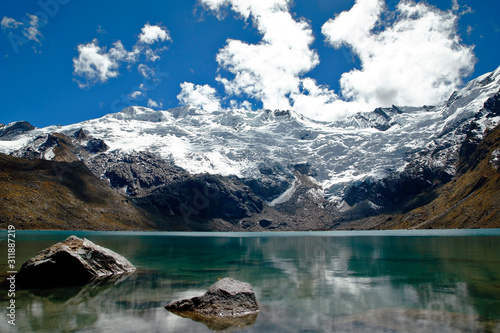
[[269, 177, 299, 206], [491, 149, 500, 171], [44, 147, 55, 160]]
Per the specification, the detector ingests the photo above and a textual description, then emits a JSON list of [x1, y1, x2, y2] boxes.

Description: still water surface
[[1, 229, 500, 332]]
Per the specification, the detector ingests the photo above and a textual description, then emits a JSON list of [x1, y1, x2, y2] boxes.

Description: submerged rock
[[165, 278, 259, 318], [17, 235, 136, 288]]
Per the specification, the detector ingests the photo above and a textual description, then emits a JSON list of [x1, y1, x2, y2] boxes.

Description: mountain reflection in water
[[1, 230, 499, 332]]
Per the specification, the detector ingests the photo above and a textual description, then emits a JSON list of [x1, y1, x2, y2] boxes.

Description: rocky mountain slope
[[345, 117, 500, 230], [0, 153, 156, 230], [1, 66, 499, 230]]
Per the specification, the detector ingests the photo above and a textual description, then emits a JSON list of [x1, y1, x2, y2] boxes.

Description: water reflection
[[26, 272, 133, 302], [0, 231, 499, 332], [168, 309, 258, 332]]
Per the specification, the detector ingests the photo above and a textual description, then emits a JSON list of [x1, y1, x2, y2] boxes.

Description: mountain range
[[1, 66, 499, 230]]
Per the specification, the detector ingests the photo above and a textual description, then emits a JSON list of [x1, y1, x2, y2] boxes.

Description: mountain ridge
[[1, 66, 500, 230]]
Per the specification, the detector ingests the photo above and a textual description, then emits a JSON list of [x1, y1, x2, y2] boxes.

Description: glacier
[[1, 66, 499, 207]]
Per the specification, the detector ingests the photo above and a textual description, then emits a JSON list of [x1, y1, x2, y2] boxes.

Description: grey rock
[[17, 235, 136, 288], [165, 278, 259, 317], [0, 121, 35, 140], [12, 132, 81, 162], [90, 151, 186, 196], [73, 128, 88, 141], [484, 89, 500, 116], [85, 138, 109, 153], [135, 174, 264, 225]]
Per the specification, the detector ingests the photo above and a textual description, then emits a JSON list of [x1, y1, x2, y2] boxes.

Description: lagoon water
[[1, 229, 500, 332]]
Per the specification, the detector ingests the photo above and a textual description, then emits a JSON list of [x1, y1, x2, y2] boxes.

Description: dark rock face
[[135, 174, 264, 224], [17, 236, 136, 288], [258, 219, 273, 228], [341, 164, 451, 218], [165, 278, 259, 317], [0, 121, 35, 140], [241, 177, 290, 202], [457, 121, 484, 175], [484, 90, 500, 116], [332, 105, 404, 131], [86, 138, 109, 153], [89, 152, 187, 196], [73, 128, 88, 141]]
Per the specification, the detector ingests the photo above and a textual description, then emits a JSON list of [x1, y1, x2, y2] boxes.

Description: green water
[[1, 230, 500, 332]]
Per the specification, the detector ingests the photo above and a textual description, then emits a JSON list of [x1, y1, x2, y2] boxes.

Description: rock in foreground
[[17, 235, 136, 288], [165, 278, 259, 318]]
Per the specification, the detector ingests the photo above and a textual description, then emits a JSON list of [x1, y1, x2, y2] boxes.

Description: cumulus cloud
[[177, 82, 221, 112], [139, 23, 171, 44], [290, 78, 363, 120], [322, 0, 476, 108], [201, 0, 320, 111], [147, 98, 162, 108], [73, 24, 171, 88], [129, 90, 143, 99], [194, 0, 475, 121], [73, 39, 140, 88], [73, 41, 120, 86]]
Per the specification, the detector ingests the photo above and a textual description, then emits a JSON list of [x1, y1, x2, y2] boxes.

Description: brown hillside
[[0, 154, 157, 230]]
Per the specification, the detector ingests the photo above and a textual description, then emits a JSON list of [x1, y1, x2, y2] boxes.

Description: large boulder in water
[[165, 277, 259, 317], [165, 278, 259, 330], [17, 235, 136, 288]]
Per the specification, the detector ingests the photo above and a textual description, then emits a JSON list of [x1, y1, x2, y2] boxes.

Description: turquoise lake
[[1, 229, 500, 332]]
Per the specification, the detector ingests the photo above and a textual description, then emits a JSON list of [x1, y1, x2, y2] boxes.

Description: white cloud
[[138, 24, 171, 44], [177, 82, 221, 112], [129, 91, 143, 99], [108, 41, 140, 63], [200, 0, 227, 13], [196, 0, 475, 121], [138, 64, 156, 79], [322, 0, 476, 109], [1, 17, 23, 29], [1, 14, 44, 45], [290, 78, 362, 121], [147, 98, 161, 108], [466, 25, 473, 37], [202, 0, 320, 111], [73, 23, 171, 88], [73, 39, 140, 88], [73, 40, 120, 87], [450, 0, 472, 16], [24, 14, 42, 43], [144, 47, 165, 62], [229, 99, 252, 111]]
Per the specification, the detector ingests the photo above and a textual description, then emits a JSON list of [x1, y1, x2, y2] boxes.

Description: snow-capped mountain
[[1, 66, 500, 228]]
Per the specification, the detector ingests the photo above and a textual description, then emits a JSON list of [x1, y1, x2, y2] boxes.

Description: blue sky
[[0, 0, 499, 127]]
